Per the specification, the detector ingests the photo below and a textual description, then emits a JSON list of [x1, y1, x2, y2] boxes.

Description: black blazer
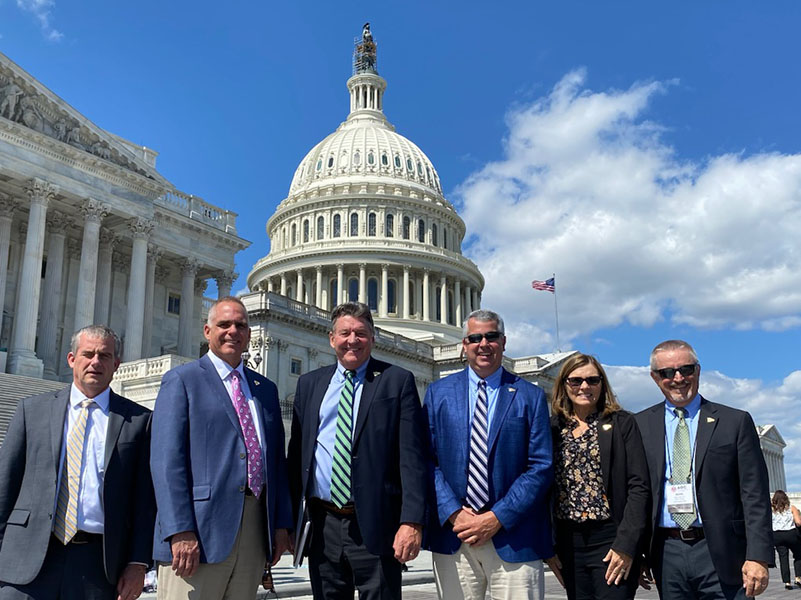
[[0, 387, 155, 585], [635, 397, 773, 587], [288, 357, 428, 556], [551, 410, 650, 558]]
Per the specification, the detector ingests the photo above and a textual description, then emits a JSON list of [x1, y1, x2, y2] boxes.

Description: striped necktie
[[53, 399, 93, 544], [466, 379, 490, 511], [671, 407, 696, 529], [330, 369, 356, 508]]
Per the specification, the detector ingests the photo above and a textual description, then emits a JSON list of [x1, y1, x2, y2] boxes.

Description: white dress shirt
[[53, 384, 110, 534], [206, 351, 263, 445]]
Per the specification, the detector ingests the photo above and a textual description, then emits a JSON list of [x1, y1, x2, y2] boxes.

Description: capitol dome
[[247, 26, 483, 344]]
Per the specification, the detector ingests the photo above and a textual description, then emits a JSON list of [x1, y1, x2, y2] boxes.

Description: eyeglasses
[[565, 376, 603, 387], [654, 364, 698, 380], [464, 331, 503, 344]]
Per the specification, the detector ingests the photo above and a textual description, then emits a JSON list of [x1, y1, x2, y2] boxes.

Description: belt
[[660, 527, 705, 542], [55, 531, 103, 545], [309, 497, 356, 516]]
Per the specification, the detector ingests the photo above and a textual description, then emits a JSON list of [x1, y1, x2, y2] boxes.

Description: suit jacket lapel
[[598, 413, 613, 493], [487, 369, 515, 454], [694, 397, 718, 477], [353, 358, 380, 445], [104, 391, 128, 470], [200, 354, 243, 438], [644, 404, 666, 513], [50, 387, 70, 470]]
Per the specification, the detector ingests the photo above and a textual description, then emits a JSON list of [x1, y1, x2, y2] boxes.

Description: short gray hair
[[330, 302, 374, 334], [207, 296, 249, 326], [462, 309, 505, 337], [70, 325, 122, 359], [650, 339, 699, 370]]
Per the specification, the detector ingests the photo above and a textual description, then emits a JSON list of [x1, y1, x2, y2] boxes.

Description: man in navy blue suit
[[424, 309, 554, 599], [151, 296, 292, 599]]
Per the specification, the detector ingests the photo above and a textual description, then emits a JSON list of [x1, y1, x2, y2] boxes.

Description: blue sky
[[3, 2, 801, 482]]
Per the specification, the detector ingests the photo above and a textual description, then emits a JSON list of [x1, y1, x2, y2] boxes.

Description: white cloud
[[607, 365, 801, 491], [16, 0, 63, 41], [457, 70, 801, 355]]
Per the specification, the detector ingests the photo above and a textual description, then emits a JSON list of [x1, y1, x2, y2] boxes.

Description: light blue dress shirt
[[467, 366, 503, 436], [659, 393, 703, 528], [310, 360, 369, 501]]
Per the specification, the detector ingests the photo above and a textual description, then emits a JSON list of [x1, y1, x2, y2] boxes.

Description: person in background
[[771, 490, 801, 590], [549, 353, 649, 600]]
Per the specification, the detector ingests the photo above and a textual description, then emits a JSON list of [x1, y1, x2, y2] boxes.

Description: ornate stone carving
[[308, 348, 318, 359], [81, 198, 110, 224], [25, 178, 58, 206], [128, 217, 155, 239], [66, 238, 82, 259], [180, 257, 200, 277], [99, 227, 119, 249], [147, 243, 163, 264], [0, 193, 17, 218], [46, 210, 71, 235], [215, 270, 236, 290], [17, 222, 27, 237], [194, 278, 208, 295], [278, 339, 289, 352], [112, 252, 130, 273], [154, 264, 170, 283]]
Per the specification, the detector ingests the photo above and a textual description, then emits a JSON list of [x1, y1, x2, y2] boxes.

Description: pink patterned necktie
[[230, 370, 264, 497]]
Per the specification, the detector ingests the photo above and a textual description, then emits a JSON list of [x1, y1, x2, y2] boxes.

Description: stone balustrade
[[113, 354, 193, 382], [156, 189, 238, 234]]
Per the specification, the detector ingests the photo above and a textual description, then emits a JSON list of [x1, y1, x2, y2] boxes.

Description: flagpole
[[552, 272, 561, 352]]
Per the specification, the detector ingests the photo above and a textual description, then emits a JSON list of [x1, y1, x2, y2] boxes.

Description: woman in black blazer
[[550, 353, 650, 599]]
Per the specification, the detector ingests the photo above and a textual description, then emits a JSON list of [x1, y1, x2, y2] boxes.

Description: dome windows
[[327, 156, 334, 169], [402, 216, 410, 240], [385, 213, 394, 238], [353, 151, 361, 166], [333, 214, 341, 238], [350, 212, 359, 236], [417, 219, 425, 243], [432, 223, 438, 246], [316, 216, 324, 240], [367, 151, 375, 166], [417, 161, 423, 176], [316, 158, 322, 172], [303, 219, 310, 243], [381, 153, 389, 166], [406, 158, 414, 172], [394, 155, 401, 169], [368, 212, 377, 236]]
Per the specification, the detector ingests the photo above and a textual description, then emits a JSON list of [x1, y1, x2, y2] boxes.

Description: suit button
[[239, 485, 246, 492], [240, 452, 246, 459]]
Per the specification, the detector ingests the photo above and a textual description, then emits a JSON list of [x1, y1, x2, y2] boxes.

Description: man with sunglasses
[[636, 340, 772, 599], [423, 309, 553, 599]]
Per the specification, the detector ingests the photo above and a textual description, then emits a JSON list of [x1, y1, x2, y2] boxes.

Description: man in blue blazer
[[151, 296, 292, 599], [424, 309, 554, 599]]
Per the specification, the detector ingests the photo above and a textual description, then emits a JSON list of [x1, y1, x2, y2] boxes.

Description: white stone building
[[0, 50, 248, 379]]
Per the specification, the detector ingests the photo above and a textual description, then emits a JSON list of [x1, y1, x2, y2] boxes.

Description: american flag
[[531, 277, 555, 293]]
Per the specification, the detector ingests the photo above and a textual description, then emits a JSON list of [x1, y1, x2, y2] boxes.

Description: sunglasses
[[654, 364, 698, 380], [464, 331, 503, 344], [565, 376, 603, 387]]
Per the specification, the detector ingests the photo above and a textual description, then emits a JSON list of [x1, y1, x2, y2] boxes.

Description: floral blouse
[[554, 412, 611, 522]]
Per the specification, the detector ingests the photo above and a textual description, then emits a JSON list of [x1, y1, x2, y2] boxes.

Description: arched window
[[353, 151, 361, 166], [385, 213, 394, 238], [408, 281, 416, 316], [282, 226, 287, 249], [348, 278, 359, 302], [367, 151, 375, 165], [287, 284, 294, 299], [327, 156, 334, 168], [443, 227, 448, 249], [333, 214, 341, 238], [382, 153, 389, 166], [329, 279, 339, 308], [368, 213, 377, 236], [303, 219, 310, 243], [435, 286, 442, 321], [432, 224, 438, 247], [317, 216, 324, 240], [368, 278, 378, 311], [448, 290, 455, 325], [291, 223, 297, 246], [406, 158, 414, 172], [403, 216, 410, 240], [417, 161, 423, 176], [316, 158, 322, 172], [388, 279, 397, 313], [417, 219, 425, 243], [394, 155, 401, 168], [350, 213, 359, 236]]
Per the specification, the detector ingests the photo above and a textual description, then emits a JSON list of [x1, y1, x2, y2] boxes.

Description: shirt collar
[[336, 359, 370, 381], [206, 350, 245, 382], [467, 365, 503, 389], [664, 394, 702, 420], [69, 383, 110, 413]]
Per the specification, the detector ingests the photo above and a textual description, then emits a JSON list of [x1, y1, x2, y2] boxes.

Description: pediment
[[0, 51, 167, 185], [758, 424, 786, 447]]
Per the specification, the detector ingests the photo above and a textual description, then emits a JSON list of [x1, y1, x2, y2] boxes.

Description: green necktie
[[671, 407, 696, 529], [330, 370, 355, 508]]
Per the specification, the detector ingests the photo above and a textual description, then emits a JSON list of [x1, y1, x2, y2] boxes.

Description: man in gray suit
[[0, 325, 155, 600]]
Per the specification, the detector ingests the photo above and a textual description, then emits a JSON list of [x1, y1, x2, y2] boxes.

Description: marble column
[[402, 266, 410, 319], [337, 264, 344, 305], [295, 270, 303, 302], [440, 275, 448, 325], [358, 263, 366, 304], [455, 279, 462, 327], [267, 279, 274, 293], [93, 228, 117, 325], [73, 199, 110, 331], [315, 266, 323, 308], [0, 195, 18, 338], [280, 273, 287, 296], [141, 244, 162, 360], [422, 269, 430, 321], [37, 212, 69, 379], [465, 284, 473, 317], [8, 178, 57, 377], [380, 264, 388, 317], [123, 218, 154, 362], [216, 271, 235, 298], [57, 239, 82, 374], [178, 258, 199, 358]]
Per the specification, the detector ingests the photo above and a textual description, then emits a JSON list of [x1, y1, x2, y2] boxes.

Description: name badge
[[666, 483, 694, 514]]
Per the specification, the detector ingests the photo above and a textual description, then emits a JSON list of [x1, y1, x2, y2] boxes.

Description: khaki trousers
[[157, 495, 267, 600], [432, 542, 543, 600]]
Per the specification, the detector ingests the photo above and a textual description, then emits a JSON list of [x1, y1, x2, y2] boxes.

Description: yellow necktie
[[53, 399, 92, 544]]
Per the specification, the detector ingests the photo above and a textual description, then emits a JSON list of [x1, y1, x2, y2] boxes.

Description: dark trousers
[[0, 534, 114, 600], [655, 535, 744, 600], [773, 528, 801, 584], [308, 503, 401, 600], [555, 519, 638, 600]]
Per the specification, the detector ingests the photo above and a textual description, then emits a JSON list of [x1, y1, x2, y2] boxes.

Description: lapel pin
[[373, 371, 381, 378], [253, 379, 260, 386], [706, 416, 715, 423], [602, 424, 612, 431], [508, 387, 515, 393]]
